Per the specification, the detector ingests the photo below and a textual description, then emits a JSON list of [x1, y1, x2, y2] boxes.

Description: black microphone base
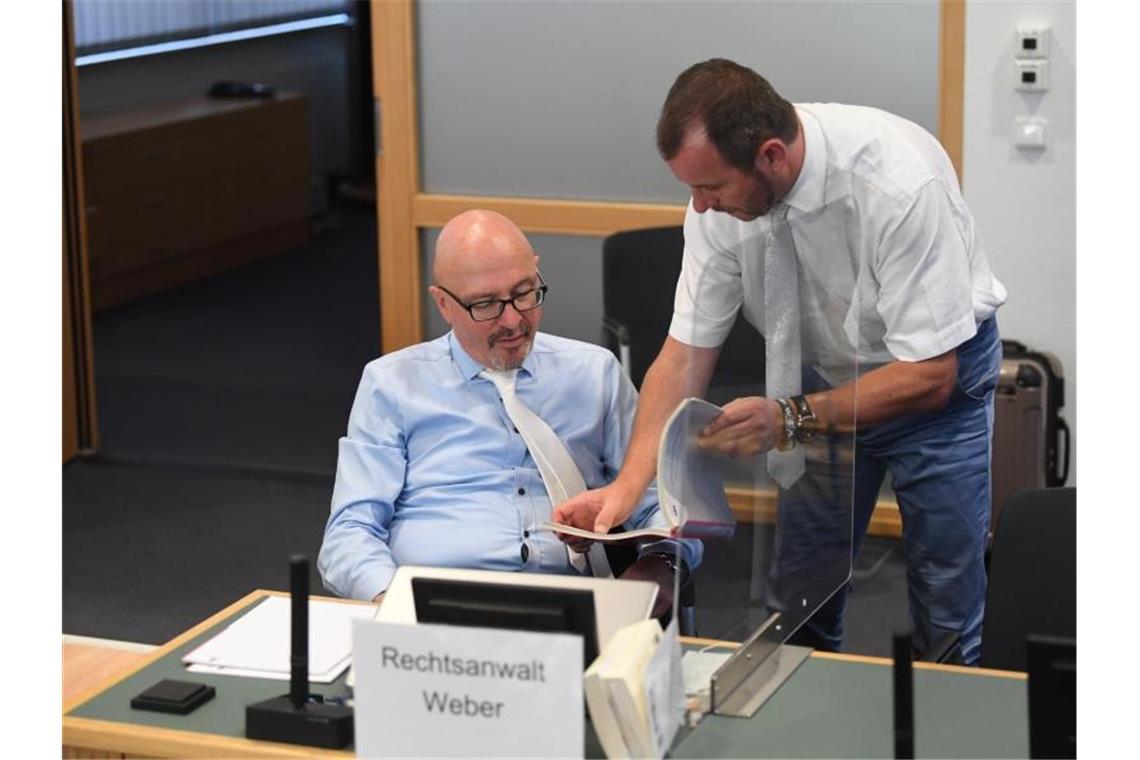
[[245, 694, 353, 749]]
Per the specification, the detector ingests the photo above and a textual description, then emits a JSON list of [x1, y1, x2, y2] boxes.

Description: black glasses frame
[[437, 271, 548, 322]]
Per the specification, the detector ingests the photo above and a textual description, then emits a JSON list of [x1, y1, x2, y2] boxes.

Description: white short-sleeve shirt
[[669, 103, 1006, 385]]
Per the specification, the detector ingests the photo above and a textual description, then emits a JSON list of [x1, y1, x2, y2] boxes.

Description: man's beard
[[727, 171, 779, 221], [487, 322, 534, 370]]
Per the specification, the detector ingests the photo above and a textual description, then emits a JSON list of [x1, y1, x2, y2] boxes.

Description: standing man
[[555, 59, 1005, 663]]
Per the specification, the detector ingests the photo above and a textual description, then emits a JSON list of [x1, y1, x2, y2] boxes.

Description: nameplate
[[352, 620, 584, 758]]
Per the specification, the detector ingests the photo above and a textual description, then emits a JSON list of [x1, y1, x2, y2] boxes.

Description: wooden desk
[[63, 590, 1026, 758], [673, 639, 1027, 758], [64, 591, 351, 759], [725, 485, 903, 538], [63, 640, 149, 708]]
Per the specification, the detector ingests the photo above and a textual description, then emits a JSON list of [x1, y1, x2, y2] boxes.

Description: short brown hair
[[657, 58, 798, 172]]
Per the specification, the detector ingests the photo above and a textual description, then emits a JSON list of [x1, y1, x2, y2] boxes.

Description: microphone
[[245, 554, 354, 748], [289, 554, 308, 709]]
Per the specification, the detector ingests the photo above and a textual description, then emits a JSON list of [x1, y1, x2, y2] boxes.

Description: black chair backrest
[[981, 487, 1076, 671], [602, 226, 765, 389]]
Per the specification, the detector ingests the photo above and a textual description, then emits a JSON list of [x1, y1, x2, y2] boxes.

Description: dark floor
[[62, 204, 909, 651]]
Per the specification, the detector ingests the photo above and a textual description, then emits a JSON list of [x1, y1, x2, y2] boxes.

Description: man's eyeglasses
[[438, 272, 548, 322]]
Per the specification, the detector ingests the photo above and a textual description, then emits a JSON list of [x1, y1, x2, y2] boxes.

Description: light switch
[[1013, 116, 1048, 150]]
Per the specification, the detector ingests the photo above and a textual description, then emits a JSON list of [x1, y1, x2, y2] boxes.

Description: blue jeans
[[773, 318, 1000, 665]]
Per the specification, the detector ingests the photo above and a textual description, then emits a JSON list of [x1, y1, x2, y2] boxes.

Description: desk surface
[[64, 590, 1028, 758], [672, 648, 1027, 758]]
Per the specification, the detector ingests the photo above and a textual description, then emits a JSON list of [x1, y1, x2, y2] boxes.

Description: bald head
[[433, 209, 536, 287], [429, 210, 544, 371]]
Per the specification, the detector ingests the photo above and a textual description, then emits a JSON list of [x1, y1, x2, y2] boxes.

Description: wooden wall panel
[[374, 0, 423, 354], [412, 194, 685, 238], [939, 0, 966, 182]]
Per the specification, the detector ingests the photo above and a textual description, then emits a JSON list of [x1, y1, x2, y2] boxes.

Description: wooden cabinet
[[81, 94, 310, 309]]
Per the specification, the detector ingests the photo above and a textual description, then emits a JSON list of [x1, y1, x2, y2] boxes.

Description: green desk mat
[[673, 656, 1028, 759], [68, 596, 355, 748], [70, 597, 1028, 758]]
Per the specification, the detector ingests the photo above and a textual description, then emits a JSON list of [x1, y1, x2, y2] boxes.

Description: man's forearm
[[617, 337, 719, 494], [805, 349, 958, 429], [318, 507, 398, 601]]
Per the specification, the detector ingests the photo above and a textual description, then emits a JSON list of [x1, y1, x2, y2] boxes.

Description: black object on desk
[[893, 633, 915, 759], [132, 679, 216, 715], [412, 576, 600, 668], [207, 80, 275, 99], [245, 554, 353, 749]]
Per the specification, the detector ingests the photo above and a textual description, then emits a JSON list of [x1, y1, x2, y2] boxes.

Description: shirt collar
[[447, 331, 539, 381], [781, 105, 826, 214]]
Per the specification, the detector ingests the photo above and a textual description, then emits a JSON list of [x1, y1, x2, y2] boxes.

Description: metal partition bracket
[[710, 614, 813, 718]]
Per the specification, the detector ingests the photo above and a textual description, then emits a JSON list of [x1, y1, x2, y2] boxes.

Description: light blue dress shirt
[[318, 331, 702, 601]]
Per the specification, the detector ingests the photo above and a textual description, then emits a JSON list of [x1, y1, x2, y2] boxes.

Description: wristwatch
[[789, 394, 818, 444], [645, 552, 690, 587]]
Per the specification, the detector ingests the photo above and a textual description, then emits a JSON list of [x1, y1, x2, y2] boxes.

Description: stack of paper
[[182, 597, 376, 682]]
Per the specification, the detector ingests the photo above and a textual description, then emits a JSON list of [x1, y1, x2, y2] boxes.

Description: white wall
[[414, 0, 939, 346], [963, 1, 1076, 484], [418, 0, 939, 203]]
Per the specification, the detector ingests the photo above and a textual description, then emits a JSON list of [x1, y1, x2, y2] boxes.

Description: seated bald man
[[318, 210, 701, 612]]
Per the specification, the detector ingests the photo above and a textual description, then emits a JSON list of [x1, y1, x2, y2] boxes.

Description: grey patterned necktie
[[764, 203, 805, 488], [480, 368, 613, 577]]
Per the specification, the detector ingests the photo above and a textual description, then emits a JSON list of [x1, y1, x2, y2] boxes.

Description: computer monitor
[[376, 565, 658, 656], [412, 577, 600, 666]]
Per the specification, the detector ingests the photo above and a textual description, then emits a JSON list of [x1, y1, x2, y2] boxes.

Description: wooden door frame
[[372, 0, 966, 354], [63, 1, 99, 460]]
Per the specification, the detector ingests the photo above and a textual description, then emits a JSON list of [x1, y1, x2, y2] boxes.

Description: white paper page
[[353, 620, 583, 758], [680, 650, 732, 697], [657, 398, 737, 538], [182, 597, 376, 676], [186, 653, 352, 683]]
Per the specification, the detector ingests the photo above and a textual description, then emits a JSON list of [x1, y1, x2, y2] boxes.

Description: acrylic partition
[[674, 219, 861, 659]]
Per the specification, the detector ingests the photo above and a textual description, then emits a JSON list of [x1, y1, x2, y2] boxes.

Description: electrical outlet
[[1014, 59, 1050, 92], [1016, 28, 1050, 59]]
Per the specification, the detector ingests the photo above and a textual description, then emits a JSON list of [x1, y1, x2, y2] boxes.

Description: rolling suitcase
[[990, 340, 1071, 536]]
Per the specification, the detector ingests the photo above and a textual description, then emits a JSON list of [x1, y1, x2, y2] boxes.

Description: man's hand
[[619, 554, 677, 619], [553, 480, 642, 544], [698, 396, 783, 457]]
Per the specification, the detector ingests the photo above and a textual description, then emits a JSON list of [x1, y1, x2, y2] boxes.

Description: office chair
[[601, 226, 765, 392], [604, 541, 697, 636], [601, 226, 767, 638], [923, 486, 1076, 671]]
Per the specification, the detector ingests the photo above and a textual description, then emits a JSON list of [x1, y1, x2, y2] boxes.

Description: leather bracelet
[[774, 397, 798, 451]]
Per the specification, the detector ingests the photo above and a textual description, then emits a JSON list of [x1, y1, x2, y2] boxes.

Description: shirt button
[[523, 530, 530, 538], [513, 427, 519, 433], [517, 487, 526, 495], [520, 544, 530, 562]]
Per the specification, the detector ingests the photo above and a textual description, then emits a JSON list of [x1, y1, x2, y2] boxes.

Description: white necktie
[[480, 369, 613, 578], [764, 203, 805, 488]]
